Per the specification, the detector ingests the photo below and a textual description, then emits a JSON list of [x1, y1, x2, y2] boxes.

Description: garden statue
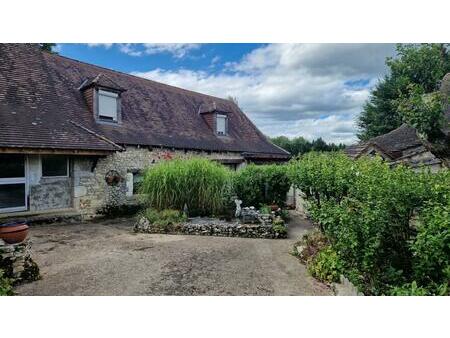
[[234, 199, 242, 217], [183, 203, 189, 218]]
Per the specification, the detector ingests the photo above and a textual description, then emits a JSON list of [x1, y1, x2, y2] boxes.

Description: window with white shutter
[[98, 90, 118, 121], [216, 114, 227, 135]]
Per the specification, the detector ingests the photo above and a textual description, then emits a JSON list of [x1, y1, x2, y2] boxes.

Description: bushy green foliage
[[358, 43, 450, 140], [143, 208, 187, 226], [272, 224, 287, 235], [397, 84, 447, 141], [308, 246, 343, 284], [389, 281, 430, 296], [140, 158, 232, 216], [295, 229, 329, 263], [233, 164, 290, 207], [289, 152, 450, 295], [288, 152, 355, 207], [270, 136, 345, 156], [410, 202, 450, 294], [0, 269, 14, 296]]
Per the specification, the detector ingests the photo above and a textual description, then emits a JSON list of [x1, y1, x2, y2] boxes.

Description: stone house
[[0, 44, 290, 219], [345, 73, 450, 172]]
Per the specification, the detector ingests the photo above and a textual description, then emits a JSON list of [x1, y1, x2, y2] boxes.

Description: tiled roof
[[0, 44, 290, 158], [344, 124, 422, 159]]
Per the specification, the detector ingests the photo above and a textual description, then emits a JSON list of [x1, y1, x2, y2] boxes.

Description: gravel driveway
[[16, 212, 331, 296]]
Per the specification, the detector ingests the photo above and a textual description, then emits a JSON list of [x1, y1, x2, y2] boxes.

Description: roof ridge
[[45, 49, 234, 105]]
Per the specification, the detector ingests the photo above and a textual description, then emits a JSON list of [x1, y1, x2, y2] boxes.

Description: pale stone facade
[[72, 146, 246, 218]]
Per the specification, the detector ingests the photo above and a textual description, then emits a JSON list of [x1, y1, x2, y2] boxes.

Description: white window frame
[[0, 156, 28, 213], [40, 155, 69, 179], [216, 114, 227, 136], [98, 89, 119, 122]]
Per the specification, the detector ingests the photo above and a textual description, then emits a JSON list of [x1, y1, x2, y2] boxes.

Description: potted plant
[[0, 221, 29, 244]]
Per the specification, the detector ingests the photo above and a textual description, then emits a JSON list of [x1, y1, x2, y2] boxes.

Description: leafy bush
[[288, 152, 355, 207], [294, 229, 329, 263], [234, 164, 290, 207], [307, 246, 343, 284], [272, 224, 287, 235], [389, 281, 430, 296], [0, 269, 13, 296], [289, 152, 450, 295], [144, 208, 187, 226], [142, 208, 188, 232], [140, 158, 232, 216], [410, 202, 450, 294]]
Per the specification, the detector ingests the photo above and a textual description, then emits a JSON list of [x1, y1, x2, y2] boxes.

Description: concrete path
[[16, 212, 331, 296]]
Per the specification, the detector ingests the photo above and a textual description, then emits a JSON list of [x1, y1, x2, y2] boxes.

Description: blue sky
[[59, 43, 263, 74], [57, 43, 396, 144]]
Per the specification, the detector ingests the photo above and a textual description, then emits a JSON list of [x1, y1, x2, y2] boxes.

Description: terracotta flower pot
[[0, 222, 29, 244]]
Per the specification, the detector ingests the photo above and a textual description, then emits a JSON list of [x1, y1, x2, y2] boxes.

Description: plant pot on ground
[[0, 222, 29, 244]]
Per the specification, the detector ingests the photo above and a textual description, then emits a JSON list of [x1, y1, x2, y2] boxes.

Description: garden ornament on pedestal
[[234, 199, 242, 218], [183, 203, 189, 218]]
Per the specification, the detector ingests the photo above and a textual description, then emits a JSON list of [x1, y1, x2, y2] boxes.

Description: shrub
[[389, 281, 430, 296], [307, 246, 343, 284], [140, 158, 232, 216], [288, 152, 355, 207], [410, 202, 450, 294], [294, 229, 329, 263], [272, 224, 287, 235], [144, 208, 187, 226], [289, 152, 450, 295], [0, 269, 13, 296], [234, 164, 290, 207]]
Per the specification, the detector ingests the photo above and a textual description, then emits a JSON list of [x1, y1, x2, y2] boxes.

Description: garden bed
[[134, 216, 288, 239]]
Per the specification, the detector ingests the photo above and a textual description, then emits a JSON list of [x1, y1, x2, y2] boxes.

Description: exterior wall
[[72, 146, 246, 218], [26, 155, 72, 212]]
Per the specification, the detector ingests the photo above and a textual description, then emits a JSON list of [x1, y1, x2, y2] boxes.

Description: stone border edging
[[133, 217, 288, 239]]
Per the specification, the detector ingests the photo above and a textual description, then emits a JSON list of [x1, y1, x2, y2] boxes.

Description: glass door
[[0, 154, 27, 213]]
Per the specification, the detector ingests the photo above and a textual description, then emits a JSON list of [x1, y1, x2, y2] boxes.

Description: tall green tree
[[358, 44, 450, 141], [39, 43, 57, 53], [270, 135, 345, 156]]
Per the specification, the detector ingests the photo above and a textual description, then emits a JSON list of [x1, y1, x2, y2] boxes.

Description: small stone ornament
[[234, 199, 242, 218]]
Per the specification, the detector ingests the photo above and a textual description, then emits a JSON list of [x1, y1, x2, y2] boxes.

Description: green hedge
[[140, 158, 232, 216], [289, 152, 450, 295], [233, 164, 290, 207]]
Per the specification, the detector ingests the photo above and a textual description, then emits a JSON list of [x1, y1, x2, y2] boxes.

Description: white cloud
[[132, 44, 396, 144], [118, 43, 200, 58], [87, 43, 113, 49]]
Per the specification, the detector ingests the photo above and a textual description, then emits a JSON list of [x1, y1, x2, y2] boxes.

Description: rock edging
[[0, 239, 40, 285], [134, 217, 288, 239]]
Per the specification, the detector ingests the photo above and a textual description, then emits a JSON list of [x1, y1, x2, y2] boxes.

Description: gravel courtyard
[[16, 212, 331, 296]]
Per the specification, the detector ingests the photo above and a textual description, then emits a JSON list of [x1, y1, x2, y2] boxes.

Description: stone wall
[[73, 146, 246, 218], [26, 154, 72, 212], [29, 178, 71, 211], [0, 239, 40, 285], [134, 217, 288, 239]]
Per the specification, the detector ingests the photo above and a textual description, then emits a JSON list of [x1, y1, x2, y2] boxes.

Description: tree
[[270, 136, 345, 156], [397, 84, 447, 141], [358, 44, 450, 141], [39, 43, 57, 53]]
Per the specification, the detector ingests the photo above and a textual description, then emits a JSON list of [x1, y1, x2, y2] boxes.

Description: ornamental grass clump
[[140, 158, 232, 216]]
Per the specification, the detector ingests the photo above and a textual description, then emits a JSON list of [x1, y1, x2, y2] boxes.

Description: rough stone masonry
[[0, 239, 40, 285]]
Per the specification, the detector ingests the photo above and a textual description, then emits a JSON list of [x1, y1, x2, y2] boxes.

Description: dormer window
[[98, 90, 119, 122], [216, 114, 228, 136], [79, 73, 126, 124]]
